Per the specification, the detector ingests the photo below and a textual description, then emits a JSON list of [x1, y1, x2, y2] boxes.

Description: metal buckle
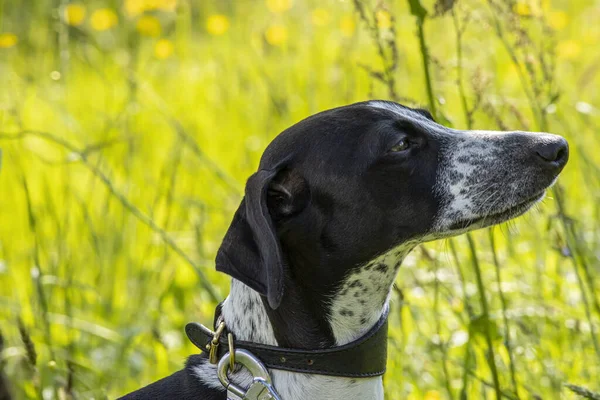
[[217, 349, 281, 400], [207, 318, 226, 364]]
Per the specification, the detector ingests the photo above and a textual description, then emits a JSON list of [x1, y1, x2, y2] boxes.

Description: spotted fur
[[433, 130, 561, 233], [329, 243, 414, 345]]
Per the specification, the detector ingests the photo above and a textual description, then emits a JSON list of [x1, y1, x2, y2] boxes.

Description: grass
[[0, 0, 599, 398]]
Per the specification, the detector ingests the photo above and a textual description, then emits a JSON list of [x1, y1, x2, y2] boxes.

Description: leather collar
[[185, 304, 389, 378]]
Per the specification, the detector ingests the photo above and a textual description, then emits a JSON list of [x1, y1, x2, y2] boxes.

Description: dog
[[121, 100, 568, 400]]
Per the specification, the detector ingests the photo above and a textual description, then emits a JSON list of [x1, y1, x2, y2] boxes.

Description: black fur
[[120, 355, 223, 399], [122, 100, 568, 399], [217, 102, 442, 349]]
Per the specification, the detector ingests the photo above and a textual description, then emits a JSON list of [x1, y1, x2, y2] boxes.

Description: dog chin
[[453, 191, 546, 231], [430, 190, 547, 239]]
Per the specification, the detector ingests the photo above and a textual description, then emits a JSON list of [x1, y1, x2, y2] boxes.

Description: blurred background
[[0, 0, 599, 398]]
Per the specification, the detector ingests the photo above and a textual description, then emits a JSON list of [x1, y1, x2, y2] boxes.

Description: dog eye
[[390, 139, 410, 152]]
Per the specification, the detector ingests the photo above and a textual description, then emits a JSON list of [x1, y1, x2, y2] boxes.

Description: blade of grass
[[489, 228, 520, 399], [466, 233, 502, 400], [0, 130, 220, 302]]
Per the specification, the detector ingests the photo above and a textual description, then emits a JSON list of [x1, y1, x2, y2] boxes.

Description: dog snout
[[533, 135, 569, 171]]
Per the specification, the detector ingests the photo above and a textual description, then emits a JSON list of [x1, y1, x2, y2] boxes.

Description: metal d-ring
[[217, 349, 272, 398], [208, 320, 226, 364], [227, 332, 235, 373]]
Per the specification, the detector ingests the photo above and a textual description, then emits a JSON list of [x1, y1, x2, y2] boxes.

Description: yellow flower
[[311, 8, 330, 26], [340, 15, 355, 37], [266, 0, 292, 13], [154, 38, 174, 59], [376, 10, 392, 29], [90, 8, 118, 31], [541, 0, 551, 12], [514, 2, 532, 16], [63, 3, 86, 26], [124, 0, 145, 16], [125, 0, 177, 16], [265, 24, 288, 46], [547, 10, 568, 30], [556, 40, 581, 60], [136, 15, 162, 37], [583, 29, 598, 45], [146, 0, 163, 9], [0, 33, 18, 48], [206, 14, 230, 36], [156, 0, 177, 12], [424, 390, 442, 400]]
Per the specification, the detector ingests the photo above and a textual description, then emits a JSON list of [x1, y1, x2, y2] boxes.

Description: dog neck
[[216, 244, 413, 400], [220, 280, 384, 400]]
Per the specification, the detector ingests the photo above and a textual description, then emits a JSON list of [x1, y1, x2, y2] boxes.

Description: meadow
[[0, 0, 599, 398]]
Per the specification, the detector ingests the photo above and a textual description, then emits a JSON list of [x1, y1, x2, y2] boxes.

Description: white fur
[[193, 279, 385, 400], [328, 244, 413, 345], [434, 132, 497, 229], [432, 130, 559, 232]]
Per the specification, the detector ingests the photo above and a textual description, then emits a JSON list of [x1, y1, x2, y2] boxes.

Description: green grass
[[0, 0, 599, 398]]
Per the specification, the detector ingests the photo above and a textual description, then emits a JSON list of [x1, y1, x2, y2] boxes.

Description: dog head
[[216, 100, 568, 328]]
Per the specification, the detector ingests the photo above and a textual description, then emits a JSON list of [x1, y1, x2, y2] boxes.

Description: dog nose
[[534, 136, 569, 169]]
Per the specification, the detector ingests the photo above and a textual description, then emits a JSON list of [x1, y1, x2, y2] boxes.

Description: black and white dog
[[122, 100, 568, 399]]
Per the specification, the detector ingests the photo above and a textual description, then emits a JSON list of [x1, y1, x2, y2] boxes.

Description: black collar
[[185, 304, 389, 378]]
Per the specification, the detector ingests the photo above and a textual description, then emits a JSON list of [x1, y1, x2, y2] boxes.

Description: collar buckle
[[217, 349, 281, 400], [208, 317, 226, 364]]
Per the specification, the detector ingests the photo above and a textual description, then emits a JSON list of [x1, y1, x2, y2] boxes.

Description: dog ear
[[216, 168, 309, 309]]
